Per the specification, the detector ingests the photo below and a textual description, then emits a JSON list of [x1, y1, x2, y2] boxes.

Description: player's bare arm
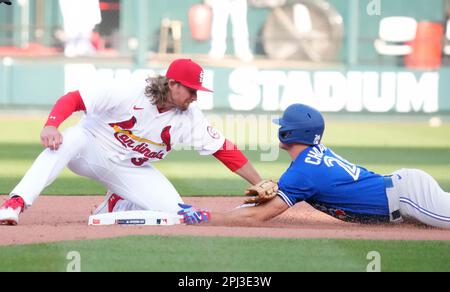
[[234, 161, 262, 185], [209, 197, 289, 226], [177, 196, 289, 227]]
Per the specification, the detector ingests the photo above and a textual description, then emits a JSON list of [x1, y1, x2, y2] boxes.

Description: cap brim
[[180, 81, 213, 92], [272, 117, 282, 125]]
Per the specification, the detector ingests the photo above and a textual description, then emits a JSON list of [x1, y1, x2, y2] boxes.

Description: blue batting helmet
[[273, 104, 325, 145]]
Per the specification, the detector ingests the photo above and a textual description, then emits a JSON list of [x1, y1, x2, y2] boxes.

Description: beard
[[166, 94, 192, 112], [179, 99, 196, 111], [178, 102, 190, 111]]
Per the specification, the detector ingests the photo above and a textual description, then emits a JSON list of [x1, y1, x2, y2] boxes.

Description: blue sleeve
[[278, 170, 316, 207]]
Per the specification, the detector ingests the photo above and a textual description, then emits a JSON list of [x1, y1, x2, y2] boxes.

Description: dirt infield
[[1, 195, 449, 246]]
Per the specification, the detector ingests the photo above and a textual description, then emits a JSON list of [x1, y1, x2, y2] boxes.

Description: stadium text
[[228, 69, 439, 113], [65, 65, 439, 113]]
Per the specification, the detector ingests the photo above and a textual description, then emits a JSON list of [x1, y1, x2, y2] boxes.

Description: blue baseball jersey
[[278, 144, 390, 222]]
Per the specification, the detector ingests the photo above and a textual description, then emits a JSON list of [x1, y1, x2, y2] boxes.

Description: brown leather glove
[[244, 180, 279, 204]]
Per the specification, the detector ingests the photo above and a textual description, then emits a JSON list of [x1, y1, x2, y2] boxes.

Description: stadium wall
[[1, 62, 449, 113]]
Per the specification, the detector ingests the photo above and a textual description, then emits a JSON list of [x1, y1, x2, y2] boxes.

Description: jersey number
[[323, 152, 360, 181], [131, 157, 149, 166]]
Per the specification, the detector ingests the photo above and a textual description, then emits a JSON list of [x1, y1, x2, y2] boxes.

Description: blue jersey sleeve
[[278, 170, 316, 207]]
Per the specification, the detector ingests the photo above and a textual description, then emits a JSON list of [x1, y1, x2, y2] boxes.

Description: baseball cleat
[[0, 196, 25, 226], [92, 191, 123, 215], [108, 193, 123, 212]]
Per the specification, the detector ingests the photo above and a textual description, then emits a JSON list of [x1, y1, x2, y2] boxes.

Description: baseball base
[[88, 210, 183, 226]]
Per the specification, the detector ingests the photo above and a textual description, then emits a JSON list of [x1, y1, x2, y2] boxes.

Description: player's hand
[[177, 203, 211, 225], [40, 126, 63, 150]]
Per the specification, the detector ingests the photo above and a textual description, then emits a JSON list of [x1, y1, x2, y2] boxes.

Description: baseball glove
[[244, 180, 279, 204]]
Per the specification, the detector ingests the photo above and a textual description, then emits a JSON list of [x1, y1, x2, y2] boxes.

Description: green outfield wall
[[1, 0, 449, 113], [1, 61, 450, 113]]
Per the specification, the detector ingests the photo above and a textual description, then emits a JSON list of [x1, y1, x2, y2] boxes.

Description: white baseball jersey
[[78, 79, 225, 166]]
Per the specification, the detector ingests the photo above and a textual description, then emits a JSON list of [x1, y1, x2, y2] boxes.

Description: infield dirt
[[1, 195, 449, 246]]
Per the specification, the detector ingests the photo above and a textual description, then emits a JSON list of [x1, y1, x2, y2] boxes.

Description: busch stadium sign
[[64, 65, 440, 113], [227, 69, 439, 113]]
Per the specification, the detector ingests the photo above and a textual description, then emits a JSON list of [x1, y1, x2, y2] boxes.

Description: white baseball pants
[[209, 0, 252, 56], [392, 169, 450, 229], [10, 125, 184, 213]]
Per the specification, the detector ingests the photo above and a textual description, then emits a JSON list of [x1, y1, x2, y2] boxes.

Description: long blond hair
[[144, 75, 170, 106]]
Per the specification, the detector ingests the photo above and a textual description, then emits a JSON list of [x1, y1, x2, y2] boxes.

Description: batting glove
[[177, 203, 211, 225]]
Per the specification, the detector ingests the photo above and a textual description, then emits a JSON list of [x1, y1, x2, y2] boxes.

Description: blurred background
[[1, 0, 450, 114]]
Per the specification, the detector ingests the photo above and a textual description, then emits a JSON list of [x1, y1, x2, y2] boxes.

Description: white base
[[88, 210, 183, 226]]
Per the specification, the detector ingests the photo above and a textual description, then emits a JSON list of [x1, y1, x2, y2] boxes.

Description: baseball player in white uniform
[[0, 59, 262, 225]]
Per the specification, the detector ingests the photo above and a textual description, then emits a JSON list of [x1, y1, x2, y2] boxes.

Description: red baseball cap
[[165, 59, 213, 92]]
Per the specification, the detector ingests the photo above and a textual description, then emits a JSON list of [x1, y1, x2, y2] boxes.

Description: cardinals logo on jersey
[[109, 117, 170, 166], [160, 126, 172, 152], [109, 116, 137, 130]]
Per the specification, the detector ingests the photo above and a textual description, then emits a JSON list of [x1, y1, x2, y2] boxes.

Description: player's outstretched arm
[[212, 139, 262, 185], [211, 196, 289, 226], [234, 161, 262, 185], [178, 196, 289, 226]]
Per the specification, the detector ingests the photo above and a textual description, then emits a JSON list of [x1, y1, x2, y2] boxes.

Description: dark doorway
[[97, 0, 120, 49]]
